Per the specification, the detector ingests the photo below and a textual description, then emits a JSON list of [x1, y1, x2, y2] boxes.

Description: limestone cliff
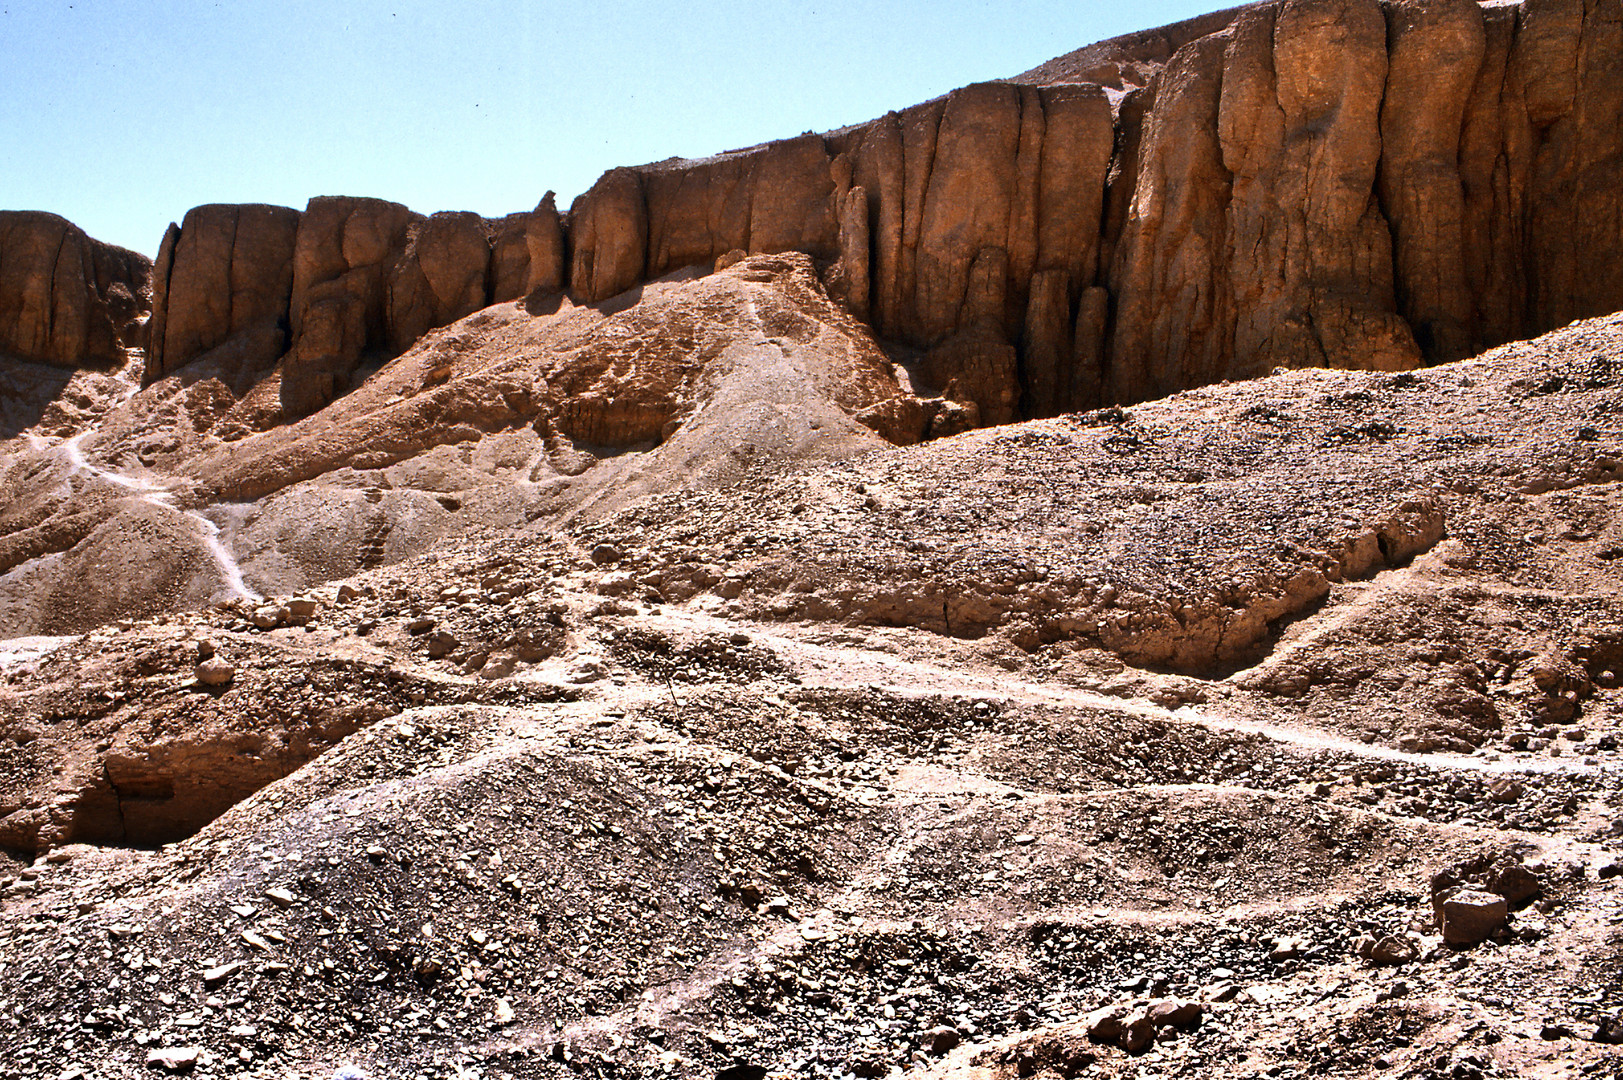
[[561, 0, 1623, 414], [143, 196, 561, 416], [0, 211, 149, 368], [37, 0, 1623, 426]]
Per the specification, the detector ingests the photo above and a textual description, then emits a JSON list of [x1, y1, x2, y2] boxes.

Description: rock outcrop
[[552, 0, 1623, 418], [0, 211, 149, 368], [130, 0, 1623, 426], [145, 197, 566, 416], [146, 203, 300, 383], [1104, 0, 1623, 402], [565, 82, 1115, 422]]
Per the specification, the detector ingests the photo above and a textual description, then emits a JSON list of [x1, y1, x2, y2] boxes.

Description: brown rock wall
[[1380, 0, 1487, 363], [386, 211, 493, 353], [568, 168, 647, 301], [1515, 0, 1623, 332], [106, 0, 1623, 427], [141, 195, 572, 415], [0, 211, 149, 369], [525, 193, 567, 296], [489, 211, 532, 304], [145, 203, 300, 382]]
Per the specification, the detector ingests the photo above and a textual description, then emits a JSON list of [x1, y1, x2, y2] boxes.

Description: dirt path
[[601, 604, 1600, 785]]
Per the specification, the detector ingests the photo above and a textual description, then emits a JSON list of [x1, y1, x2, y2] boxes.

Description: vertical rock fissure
[[43, 228, 70, 360]]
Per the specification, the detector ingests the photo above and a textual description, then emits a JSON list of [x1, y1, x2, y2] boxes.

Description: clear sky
[[1, 0, 1214, 257]]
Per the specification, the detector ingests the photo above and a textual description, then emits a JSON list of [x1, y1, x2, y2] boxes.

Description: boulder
[[194, 657, 235, 687], [0, 211, 150, 368], [1434, 887, 1508, 945]]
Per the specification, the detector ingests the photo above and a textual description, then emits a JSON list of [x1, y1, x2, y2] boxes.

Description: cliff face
[[144, 197, 562, 416], [1107, 0, 1623, 402], [85, 0, 1623, 424], [560, 0, 1623, 414], [0, 211, 150, 369]]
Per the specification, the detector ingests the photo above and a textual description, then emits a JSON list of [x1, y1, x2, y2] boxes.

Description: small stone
[[286, 597, 319, 622], [494, 998, 516, 1026], [265, 887, 297, 908], [195, 657, 235, 687], [1355, 934, 1419, 966], [1488, 862, 1541, 908], [203, 961, 243, 986], [1145, 1000, 1202, 1030], [249, 605, 288, 630], [923, 1025, 960, 1054], [1268, 936, 1303, 961], [426, 630, 459, 659], [406, 616, 436, 634], [1086, 1005, 1155, 1053], [591, 542, 624, 565], [479, 651, 518, 680], [567, 660, 607, 684], [1595, 1012, 1623, 1045], [146, 1046, 201, 1072]]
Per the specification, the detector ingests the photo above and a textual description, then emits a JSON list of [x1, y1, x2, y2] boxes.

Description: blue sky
[[1, 1, 1213, 256]]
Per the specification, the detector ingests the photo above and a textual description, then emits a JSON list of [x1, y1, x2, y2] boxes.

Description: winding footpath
[[23, 426, 260, 605]]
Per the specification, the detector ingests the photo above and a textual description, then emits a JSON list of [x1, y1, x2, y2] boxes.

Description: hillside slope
[[2, 314, 1621, 1079]]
